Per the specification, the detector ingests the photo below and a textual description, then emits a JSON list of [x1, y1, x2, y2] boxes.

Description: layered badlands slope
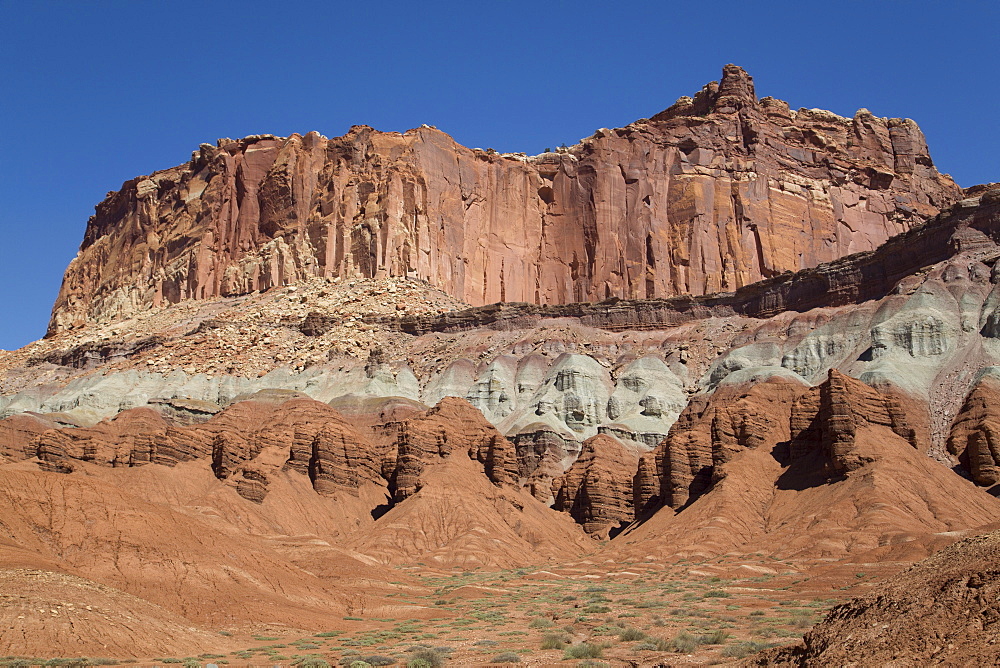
[[48, 65, 959, 333], [6, 189, 1000, 469], [3, 66, 1000, 659], [0, 396, 592, 656]]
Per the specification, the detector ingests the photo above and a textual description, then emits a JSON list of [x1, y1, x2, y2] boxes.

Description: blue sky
[[2, 0, 998, 350]]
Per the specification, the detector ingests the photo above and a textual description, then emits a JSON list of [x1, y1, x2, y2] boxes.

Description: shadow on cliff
[[773, 441, 840, 491]]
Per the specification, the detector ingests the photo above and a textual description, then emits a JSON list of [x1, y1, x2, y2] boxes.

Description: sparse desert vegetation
[[0, 555, 862, 666]]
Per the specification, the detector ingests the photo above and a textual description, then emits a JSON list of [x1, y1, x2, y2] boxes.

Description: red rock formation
[[632, 452, 662, 518], [552, 433, 640, 537], [396, 188, 1000, 335], [640, 370, 924, 515], [3, 397, 386, 503], [48, 65, 960, 333], [0, 414, 60, 461], [198, 397, 385, 501], [33, 408, 174, 473], [948, 376, 1000, 486], [510, 426, 581, 503], [1, 395, 528, 513], [791, 370, 921, 474], [308, 421, 383, 495], [650, 379, 807, 510], [387, 396, 518, 501]]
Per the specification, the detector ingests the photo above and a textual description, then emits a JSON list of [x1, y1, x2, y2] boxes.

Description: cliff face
[[551, 433, 640, 537], [789, 369, 922, 474], [638, 371, 928, 515], [49, 65, 960, 333], [948, 376, 1000, 487], [644, 378, 807, 511]]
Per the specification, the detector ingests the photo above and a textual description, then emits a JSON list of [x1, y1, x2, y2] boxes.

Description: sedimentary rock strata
[[552, 433, 640, 537], [646, 378, 808, 511], [49, 65, 959, 333], [387, 396, 519, 501], [790, 369, 921, 474], [948, 375, 1000, 486]]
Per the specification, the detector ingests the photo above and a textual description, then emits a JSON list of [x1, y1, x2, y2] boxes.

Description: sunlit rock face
[[49, 65, 959, 334]]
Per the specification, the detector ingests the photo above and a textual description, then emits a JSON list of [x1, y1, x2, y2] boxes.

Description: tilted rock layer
[[49, 65, 959, 333]]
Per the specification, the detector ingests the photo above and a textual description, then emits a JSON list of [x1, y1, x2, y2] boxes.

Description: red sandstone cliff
[[48, 65, 960, 333]]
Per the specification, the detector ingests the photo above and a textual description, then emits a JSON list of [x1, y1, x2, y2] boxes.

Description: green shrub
[[697, 629, 729, 645], [582, 605, 610, 614], [349, 662, 372, 668], [540, 633, 568, 649], [488, 652, 521, 664], [703, 589, 731, 598], [635, 637, 670, 651], [528, 616, 553, 628], [363, 657, 394, 666], [634, 600, 662, 608], [563, 643, 603, 660], [791, 614, 813, 628], [670, 631, 698, 653], [297, 660, 331, 668], [721, 640, 772, 658], [407, 648, 445, 667], [618, 627, 646, 641]]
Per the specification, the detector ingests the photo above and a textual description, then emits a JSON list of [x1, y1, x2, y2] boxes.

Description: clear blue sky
[[2, 0, 998, 350]]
